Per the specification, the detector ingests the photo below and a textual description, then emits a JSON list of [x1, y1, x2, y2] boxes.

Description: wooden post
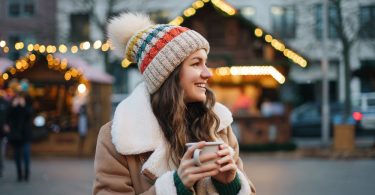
[[333, 124, 355, 151]]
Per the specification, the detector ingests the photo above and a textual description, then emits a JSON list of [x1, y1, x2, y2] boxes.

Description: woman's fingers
[[194, 169, 220, 179], [182, 141, 206, 160], [217, 148, 230, 157], [181, 152, 220, 171], [187, 161, 220, 174], [183, 168, 219, 185], [215, 153, 237, 172], [217, 144, 231, 156], [179, 162, 220, 187], [216, 154, 233, 165], [199, 152, 219, 164], [219, 162, 237, 172]]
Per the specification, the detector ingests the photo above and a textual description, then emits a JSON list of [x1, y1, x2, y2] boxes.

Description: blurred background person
[[232, 87, 253, 116], [5, 79, 33, 182], [77, 104, 88, 157], [0, 89, 10, 177]]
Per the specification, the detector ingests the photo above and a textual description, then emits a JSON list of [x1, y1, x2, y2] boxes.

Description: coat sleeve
[[93, 123, 156, 195], [218, 125, 257, 195]]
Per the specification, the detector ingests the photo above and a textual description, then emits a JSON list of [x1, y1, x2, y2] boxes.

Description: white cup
[[186, 141, 223, 166]]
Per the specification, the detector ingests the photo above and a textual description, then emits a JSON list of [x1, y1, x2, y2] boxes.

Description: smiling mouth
[[195, 83, 206, 89], [195, 83, 207, 93]]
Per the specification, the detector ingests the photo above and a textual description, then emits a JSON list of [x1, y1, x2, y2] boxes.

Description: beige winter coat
[[93, 83, 256, 195]]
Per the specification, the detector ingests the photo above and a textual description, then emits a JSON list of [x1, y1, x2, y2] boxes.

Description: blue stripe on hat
[[136, 24, 170, 63]]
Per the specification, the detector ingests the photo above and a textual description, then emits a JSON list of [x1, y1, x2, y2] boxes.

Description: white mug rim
[[185, 141, 224, 147]]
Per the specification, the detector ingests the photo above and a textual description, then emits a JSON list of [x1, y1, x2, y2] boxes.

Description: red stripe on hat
[[140, 27, 189, 73]]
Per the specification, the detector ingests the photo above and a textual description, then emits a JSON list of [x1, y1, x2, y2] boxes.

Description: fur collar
[[111, 82, 233, 177]]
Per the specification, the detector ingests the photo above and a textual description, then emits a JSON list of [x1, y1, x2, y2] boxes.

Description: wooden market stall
[[176, 1, 308, 145], [1, 52, 113, 156]]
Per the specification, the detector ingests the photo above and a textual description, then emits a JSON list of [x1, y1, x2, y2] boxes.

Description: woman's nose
[[201, 66, 212, 79]]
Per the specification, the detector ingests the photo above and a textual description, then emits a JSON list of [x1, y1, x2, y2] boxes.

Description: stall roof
[[0, 57, 13, 74], [1, 55, 114, 84], [54, 54, 114, 84]]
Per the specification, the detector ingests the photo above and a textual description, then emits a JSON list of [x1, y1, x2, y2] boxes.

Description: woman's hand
[[177, 141, 220, 189], [212, 144, 237, 184]]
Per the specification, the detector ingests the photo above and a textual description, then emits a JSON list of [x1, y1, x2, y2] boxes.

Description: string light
[[39, 45, 46, 53], [64, 72, 71, 81], [10, 68, 16, 75], [211, 0, 236, 15], [71, 45, 78, 53], [29, 54, 36, 61], [192, 1, 205, 9], [78, 83, 87, 94], [183, 8, 196, 17], [93, 40, 102, 49], [265, 34, 273, 43], [0, 51, 87, 83], [271, 39, 285, 51], [169, 16, 184, 25], [121, 58, 132, 68], [33, 44, 40, 51], [60, 59, 67, 70], [0, 40, 6, 47], [46, 45, 53, 53], [15, 61, 22, 69], [0, 39, 109, 55], [27, 44, 34, 51], [254, 28, 263, 37], [59, 44, 68, 53], [101, 43, 110, 51], [3, 47, 9, 53], [212, 66, 286, 84], [46, 54, 54, 61], [15, 42, 24, 50], [2, 73, 9, 80], [81, 41, 90, 50]]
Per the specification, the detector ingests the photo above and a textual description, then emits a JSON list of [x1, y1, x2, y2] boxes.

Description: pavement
[[0, 137, 374, 195], [292, 137, 375, 149], [243, 155, 375, 195], [290, 137, 375, 159], [0, 157, 94, 195]]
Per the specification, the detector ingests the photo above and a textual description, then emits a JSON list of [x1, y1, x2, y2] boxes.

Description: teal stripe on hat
[[136, 24, 170, 63]]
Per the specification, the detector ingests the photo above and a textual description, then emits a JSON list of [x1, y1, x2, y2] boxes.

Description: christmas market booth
[[166, 0, 309, 148], [1, 52, 113, 156]]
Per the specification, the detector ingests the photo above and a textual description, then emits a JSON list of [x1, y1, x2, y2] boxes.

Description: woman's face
[[179, 49, 212, 103]]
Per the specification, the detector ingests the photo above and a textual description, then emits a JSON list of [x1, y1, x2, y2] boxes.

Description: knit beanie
[[107, 12, 210, 94]]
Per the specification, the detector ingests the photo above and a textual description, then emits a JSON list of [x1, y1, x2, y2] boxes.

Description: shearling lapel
[[111, 82, 163, 155], [111, 82, 233, 178]]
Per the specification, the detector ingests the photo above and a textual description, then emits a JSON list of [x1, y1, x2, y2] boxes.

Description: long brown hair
[[151, 65, 220, 165]]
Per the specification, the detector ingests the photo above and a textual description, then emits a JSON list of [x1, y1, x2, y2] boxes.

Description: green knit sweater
[[173, 171, 241, 195]]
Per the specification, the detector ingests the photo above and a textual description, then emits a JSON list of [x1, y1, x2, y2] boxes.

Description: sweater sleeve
[[211, 172, 241, 195], [93, 123, 156, 195], [218, 125, 257, 195], [173, 171, 193, 195]]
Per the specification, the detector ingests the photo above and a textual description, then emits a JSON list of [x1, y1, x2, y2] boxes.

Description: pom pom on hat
[[107, 12, 154, 58]]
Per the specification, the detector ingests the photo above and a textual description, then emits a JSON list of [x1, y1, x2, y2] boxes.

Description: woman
[[93, 12, 256, 195]]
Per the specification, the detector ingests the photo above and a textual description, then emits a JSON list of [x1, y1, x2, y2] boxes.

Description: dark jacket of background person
[[6, 95, 33, 144], [0, 97, 9, 139]]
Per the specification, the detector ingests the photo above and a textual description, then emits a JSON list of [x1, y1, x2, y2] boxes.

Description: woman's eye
[[192, 63, 199, 67]]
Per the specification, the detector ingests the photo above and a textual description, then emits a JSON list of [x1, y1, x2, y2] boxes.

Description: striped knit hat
[[107, 12, 210, 94]]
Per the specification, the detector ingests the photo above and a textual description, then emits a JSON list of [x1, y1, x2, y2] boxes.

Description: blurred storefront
[[0, 52, 113, 156]]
